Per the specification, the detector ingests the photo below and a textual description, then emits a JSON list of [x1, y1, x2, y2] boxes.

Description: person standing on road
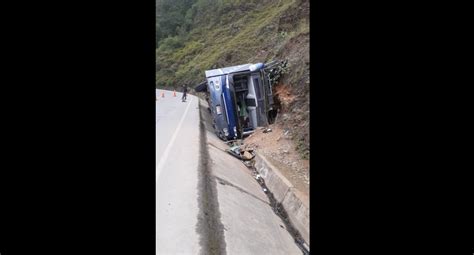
[[182, 84, 188, 102]]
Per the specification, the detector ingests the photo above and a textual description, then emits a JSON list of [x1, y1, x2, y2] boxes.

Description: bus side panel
[[222, 75, 238, 140], [207, 76, 228, 139]]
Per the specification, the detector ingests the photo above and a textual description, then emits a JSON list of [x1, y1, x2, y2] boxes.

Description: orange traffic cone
[[161, 92, 165, 98], [173, 90, 176, 97]]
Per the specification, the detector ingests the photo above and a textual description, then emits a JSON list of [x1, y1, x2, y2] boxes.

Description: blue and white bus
[[197, 62, 276, 141]]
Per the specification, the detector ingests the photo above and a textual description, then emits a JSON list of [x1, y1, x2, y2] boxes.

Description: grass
[[156, 0, 300, 87]]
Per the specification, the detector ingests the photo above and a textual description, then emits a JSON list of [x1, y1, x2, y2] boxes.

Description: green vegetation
[[156, 0, 307, 87]]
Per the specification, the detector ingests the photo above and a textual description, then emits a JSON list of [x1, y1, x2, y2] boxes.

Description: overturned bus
[[195, 62, 277, 141]]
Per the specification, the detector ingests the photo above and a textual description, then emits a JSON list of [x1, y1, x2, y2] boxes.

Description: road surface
[[156, 89, 303, 255], [156, 89, 201, 254]]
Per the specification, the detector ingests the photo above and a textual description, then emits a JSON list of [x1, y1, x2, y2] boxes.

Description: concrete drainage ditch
[[246, 161, 310, 255]]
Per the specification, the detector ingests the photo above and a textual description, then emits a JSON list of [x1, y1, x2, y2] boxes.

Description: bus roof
[[205, 63, 254, 78]]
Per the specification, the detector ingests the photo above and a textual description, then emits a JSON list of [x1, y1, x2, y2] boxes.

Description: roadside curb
[[254, 153, 310, 246]]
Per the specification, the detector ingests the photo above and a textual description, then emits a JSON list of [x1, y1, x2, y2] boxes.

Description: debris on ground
[[225, 139, 243, 147], [222, 126, 308, 200], [263, 128, 272, 133], [242, 125, 309, 195], [242, 150, 253, 160], [242, 159, 255, 168], [226, 144, 256, 161]]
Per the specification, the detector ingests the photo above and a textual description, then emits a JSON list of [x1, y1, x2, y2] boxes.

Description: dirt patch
[[274, 84, 296, 108], [243, 124, 309, 196], [277, 0, 309, 33], [272, 30, 310, 159]]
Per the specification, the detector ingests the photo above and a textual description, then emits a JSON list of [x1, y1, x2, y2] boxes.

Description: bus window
[[221, 93, 228, 124]]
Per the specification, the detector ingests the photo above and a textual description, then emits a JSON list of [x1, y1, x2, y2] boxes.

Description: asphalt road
[[156, 89, 201, 254]]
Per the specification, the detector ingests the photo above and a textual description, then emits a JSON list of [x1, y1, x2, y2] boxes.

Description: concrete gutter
[[199, 99, 304, 254], [254, 153, 310, 246]]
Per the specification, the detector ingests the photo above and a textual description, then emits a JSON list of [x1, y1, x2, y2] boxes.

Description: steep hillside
[[156, 0, 309, 161]]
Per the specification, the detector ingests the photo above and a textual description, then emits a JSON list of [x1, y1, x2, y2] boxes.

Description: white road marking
[[156, 96, 194, 181]]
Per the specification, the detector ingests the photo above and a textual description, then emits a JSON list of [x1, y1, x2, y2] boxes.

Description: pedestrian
[[182, 84, 188, 102]]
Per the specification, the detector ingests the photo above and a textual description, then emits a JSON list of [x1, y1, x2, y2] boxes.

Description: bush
[[158, 36, 184, 52]]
